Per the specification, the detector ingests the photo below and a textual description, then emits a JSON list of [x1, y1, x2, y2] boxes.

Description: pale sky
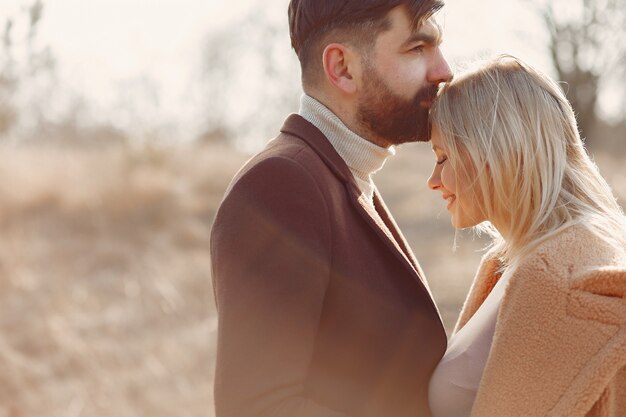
[[0, 0, 621, 143]]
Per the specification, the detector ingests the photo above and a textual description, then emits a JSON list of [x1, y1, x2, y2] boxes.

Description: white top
[[428, 267, 514, 417], [298, 94, 395, 207]]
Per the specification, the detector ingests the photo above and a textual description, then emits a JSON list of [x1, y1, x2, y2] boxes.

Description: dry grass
[[0, 140, 622, 416], [0, 143, 245, 417]]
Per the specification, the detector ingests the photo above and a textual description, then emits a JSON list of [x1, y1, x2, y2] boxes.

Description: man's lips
[[420, 98, 434, 108]]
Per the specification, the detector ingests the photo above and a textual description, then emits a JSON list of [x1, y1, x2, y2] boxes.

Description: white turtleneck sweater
[[298, 95, 395, 207], [298, 95, 423, 282]]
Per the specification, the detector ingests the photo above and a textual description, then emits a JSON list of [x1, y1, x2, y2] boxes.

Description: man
[[210, 1, 452, 416]]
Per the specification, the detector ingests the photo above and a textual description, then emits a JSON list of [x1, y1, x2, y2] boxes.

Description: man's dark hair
[[288, 0, 444, 86]]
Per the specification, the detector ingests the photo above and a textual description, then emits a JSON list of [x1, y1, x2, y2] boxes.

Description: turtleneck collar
[[298, 94, 395, 200]]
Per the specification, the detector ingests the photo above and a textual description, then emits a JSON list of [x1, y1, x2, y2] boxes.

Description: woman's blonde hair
[[430, 55, 626, 265]]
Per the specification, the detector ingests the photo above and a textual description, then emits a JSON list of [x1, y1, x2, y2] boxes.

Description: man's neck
[[298, 94, 395, 201], [305, 92, 392, 149]]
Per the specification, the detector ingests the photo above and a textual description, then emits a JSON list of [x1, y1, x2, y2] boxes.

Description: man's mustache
[[413, 83, 440, 105], [413, 84, 440, 141]]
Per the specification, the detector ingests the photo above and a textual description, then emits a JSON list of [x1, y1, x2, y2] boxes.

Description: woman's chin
[[451, 214, 480, 230], [450, 216, 464, 230]]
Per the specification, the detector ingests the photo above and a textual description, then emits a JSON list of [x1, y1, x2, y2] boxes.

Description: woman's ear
[[322, 43, 360, 95]]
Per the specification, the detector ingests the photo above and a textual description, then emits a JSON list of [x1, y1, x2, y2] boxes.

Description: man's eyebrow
[[402, 24, 443, 48]]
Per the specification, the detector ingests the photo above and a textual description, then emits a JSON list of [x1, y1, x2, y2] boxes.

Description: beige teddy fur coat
[[455, 224, 626, 417]]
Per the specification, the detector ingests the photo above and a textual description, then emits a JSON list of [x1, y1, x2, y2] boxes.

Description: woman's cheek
[[441, 165, 456, 193]]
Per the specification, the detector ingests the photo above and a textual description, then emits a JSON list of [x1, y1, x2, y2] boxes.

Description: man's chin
[[398, 126, 430, 144], [357, 99, 431, 145], [414, 128, 431, 143], [384, 124, 430, 145]]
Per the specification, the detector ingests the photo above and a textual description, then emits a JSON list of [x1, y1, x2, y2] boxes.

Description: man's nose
[[429, 49, 453, 84]]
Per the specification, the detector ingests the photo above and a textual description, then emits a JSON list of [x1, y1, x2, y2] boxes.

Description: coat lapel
[[454, 250, 503, 333], [280, 114, 441, 314], [372, 189, 429, 287], [348, 180, 443, 318], [352, 186, 419, 277], [280, 114, 354, 184]]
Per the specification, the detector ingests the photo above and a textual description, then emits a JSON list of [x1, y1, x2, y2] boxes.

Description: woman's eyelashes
[[436, 156, 448, 165]]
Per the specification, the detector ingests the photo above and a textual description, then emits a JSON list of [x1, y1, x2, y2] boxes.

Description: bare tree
[[543, 0, 626, 142], [0, 0, 55, 139], [200, 6, 301, 149], [0, 18, 18, 135]]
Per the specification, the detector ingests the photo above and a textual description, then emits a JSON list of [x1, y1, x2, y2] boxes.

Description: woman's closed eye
[[436, 156, 448, 165]]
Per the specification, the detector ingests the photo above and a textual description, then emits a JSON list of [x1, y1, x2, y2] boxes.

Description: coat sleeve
[[210, 156, 349, 417], [470, 257, 626, 417]]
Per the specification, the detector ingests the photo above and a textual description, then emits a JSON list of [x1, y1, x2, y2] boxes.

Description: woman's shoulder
[[477, 232, 626, 417], [517, 223, 625, 280], [507, 224, 626, 323]]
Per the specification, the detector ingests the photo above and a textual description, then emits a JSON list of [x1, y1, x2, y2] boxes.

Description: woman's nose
[[427, 169, 441, 190]]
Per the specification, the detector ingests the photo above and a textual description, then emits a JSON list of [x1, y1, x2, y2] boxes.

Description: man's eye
[[436, 157, 447, 165], [412, 45, 424, 53]]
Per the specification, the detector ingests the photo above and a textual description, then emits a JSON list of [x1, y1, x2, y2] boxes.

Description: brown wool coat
[[210, 114, 446, 417], [455, 225, 626, 417]]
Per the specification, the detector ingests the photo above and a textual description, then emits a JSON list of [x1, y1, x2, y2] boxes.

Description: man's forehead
[[376, 8, 444, 49], [392, 17, 442, 49], [385, 6, 441, 36], [414, 18, 443, 44]]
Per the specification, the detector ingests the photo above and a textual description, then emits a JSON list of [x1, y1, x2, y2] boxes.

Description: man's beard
[[357, 63, 439, 145]]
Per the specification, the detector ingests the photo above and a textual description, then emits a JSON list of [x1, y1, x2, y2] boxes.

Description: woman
[[426, 55, 626, 417]]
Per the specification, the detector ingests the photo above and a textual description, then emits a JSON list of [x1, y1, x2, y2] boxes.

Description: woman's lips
[[444, 195, 456, 210]]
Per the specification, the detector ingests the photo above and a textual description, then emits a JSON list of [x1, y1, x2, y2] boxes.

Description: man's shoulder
[[232, 131, 334, 189]]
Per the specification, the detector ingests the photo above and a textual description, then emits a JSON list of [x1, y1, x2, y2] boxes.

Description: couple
[[210, 1, 626, 416]]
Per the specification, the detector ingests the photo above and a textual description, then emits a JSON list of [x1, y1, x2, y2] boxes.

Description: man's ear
[[322, 43, 360, 95]]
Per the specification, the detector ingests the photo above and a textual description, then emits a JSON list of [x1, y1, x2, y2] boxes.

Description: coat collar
[[280, 114, 442, 320], [280, 113, 354, 186]]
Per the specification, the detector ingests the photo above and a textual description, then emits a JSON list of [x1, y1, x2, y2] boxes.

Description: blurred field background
[[0, 0, 624, 416]]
